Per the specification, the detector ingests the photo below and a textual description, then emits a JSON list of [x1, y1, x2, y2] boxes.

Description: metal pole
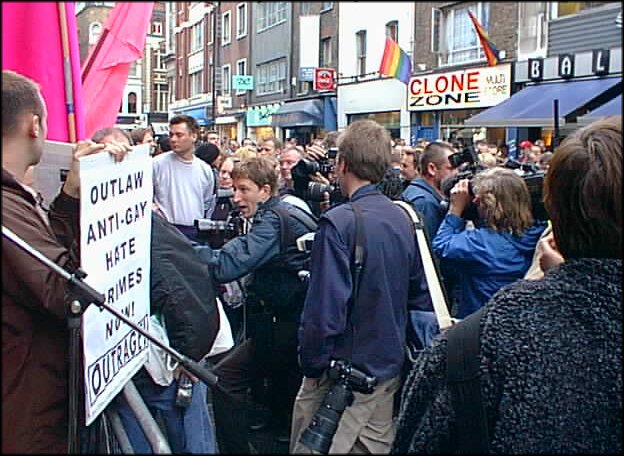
[[1, 225, 219, 388], [211, 2, 220, 130], [58, 2, 77, 142], [553, 98, 560, 149]]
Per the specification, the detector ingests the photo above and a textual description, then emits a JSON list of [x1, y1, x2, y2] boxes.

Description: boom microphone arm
[[1, 224, 219, 387]]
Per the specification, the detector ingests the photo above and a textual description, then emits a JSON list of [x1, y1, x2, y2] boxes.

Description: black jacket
[[150, 212, 220, 361]]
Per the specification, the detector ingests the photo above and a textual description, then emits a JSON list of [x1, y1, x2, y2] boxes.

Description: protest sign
[[79, 144, 152, 425]]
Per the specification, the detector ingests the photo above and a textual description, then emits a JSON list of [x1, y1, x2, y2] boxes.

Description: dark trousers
[[209, 316, 302, 454]]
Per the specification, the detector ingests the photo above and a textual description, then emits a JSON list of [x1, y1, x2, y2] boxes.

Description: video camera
[[440, 147, 547, 222], [298, 359, 377, 454], [194, 211, 245, 248], [292, 147, 339, 202]]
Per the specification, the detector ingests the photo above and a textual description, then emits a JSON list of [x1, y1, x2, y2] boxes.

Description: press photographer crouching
[[195, 156, 318, 453]]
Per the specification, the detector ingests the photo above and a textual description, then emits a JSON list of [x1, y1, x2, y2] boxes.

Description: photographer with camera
[[196, 156, 318, 452], [291, 120, 430, 454], [432, 167, 547, 319]]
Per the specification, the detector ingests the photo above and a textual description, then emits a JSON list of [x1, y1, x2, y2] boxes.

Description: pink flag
[[81, 2, 154, 139], [2, 2, 86, 142]]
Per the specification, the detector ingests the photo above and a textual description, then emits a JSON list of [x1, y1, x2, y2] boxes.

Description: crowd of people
[[2, 68, 621, 455]]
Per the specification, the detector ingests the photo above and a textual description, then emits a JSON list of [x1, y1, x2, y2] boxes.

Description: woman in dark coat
[[392, 116, 622, 454]]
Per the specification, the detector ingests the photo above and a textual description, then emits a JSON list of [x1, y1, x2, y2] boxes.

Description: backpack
[[150, 212, 220, 361], [446, 306, 489, 453], [245, 200, 318, 321]]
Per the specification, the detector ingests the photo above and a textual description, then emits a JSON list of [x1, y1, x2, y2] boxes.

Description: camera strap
[[393, 201, 454, 330]]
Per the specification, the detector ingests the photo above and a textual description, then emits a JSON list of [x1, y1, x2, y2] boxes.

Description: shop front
[[271, 96, 337, 144], [215, 113, 245, 142], [172, 105, 212, 127], [407, 63, 512, 147], [245, 103, 282, 142], [465, 48, 622, 156]]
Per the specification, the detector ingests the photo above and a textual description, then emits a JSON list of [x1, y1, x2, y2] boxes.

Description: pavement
[[206, 387, 290, 454]]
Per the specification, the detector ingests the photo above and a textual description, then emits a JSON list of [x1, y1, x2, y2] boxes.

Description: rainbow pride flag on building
[[467, 9, 500, 66], [379, 37, 412, 84]]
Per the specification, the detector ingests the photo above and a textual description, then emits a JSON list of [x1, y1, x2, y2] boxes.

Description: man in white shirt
[[153, 115, 215, 242]]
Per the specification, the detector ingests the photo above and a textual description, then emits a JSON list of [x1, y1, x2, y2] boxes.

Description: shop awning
[[577, 93, 622, 124], [272, 99, 323, 127], [174, 106, 211, 126], [464, 77, 622, 128]]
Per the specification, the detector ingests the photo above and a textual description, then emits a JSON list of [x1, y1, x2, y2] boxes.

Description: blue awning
[[173, 106, 211, 126], [580, 94, 622, 119], [464, 77, 622, 128], [272, 99, 323, 127]]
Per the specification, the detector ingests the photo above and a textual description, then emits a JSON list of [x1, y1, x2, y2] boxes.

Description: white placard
[[79, 144, 153, 425], [408, 63, 512, 111], [32, 140, 74, 209]]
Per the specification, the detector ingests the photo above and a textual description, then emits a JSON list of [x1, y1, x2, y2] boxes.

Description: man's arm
[[298, 217, 353, 378], [196, 210, 281, 283]]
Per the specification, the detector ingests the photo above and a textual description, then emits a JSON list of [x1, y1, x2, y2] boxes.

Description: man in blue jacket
[[197, 156, 317, 452], [401, 141, 457, 240], [290, 120, 430, 454]]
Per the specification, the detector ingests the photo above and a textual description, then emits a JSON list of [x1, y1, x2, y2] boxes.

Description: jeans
[[115, 372, 216, 454]]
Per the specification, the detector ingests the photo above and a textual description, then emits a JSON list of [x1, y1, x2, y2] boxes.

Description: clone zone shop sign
[[408, 63, 511, 111]]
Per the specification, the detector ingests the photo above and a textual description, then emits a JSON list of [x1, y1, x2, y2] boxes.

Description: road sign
[[232, 75, 254, 90], [313, 68, 336, 91]]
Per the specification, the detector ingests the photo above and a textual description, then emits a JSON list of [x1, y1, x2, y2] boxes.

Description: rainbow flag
[[379, 37, 412, 84], [467, 9, 499, 66]]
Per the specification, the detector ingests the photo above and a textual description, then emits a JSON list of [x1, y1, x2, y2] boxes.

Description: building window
[[191, 21, 204, 53], [256, 2, 288, 32], [222, 64, 231, 94], [190, 70, 203, 97], [356, 30, 367, 76], [321, 2, 333, 12], [517, 2, 548, 59], [88, 22, 102, 45], [301, 2, 312, 15], [256, 58, 287, 95], [128, 92, 137, 113], [235, 58, 247, 95], [553, 2, 608, 18], [320, 37, 332, 66], [236, 3, 247, 38], [433, 2, 490, 66], [386, 20, 398, 42], [151, 21, 163, 36], [222, 11, 232, 45]]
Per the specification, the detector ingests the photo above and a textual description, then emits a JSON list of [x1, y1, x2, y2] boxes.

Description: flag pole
[[58, 2, 77, 143]]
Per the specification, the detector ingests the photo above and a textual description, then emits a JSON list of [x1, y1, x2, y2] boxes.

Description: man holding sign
[[1, 70, 130, 453]]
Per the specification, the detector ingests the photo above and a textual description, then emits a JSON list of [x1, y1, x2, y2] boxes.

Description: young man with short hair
[[152, 115, 215, 242], [197, 156, 317, 452]]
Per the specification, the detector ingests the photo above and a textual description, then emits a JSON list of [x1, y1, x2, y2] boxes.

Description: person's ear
[[30, 115, 41, 138], [427, 162, 437, 177]]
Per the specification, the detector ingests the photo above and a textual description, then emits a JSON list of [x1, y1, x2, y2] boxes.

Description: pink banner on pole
[[2, 2, 86, 142], [81, 2, 154, 139]]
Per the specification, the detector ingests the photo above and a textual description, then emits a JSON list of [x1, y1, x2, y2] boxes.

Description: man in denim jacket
[[197, 156, 317, 452]]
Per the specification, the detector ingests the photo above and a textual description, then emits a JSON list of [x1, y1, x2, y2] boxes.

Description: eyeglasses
[[259, 147, 272, 152]]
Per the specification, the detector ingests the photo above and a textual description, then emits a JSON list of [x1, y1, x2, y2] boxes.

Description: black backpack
[[150, 212, 220, 361]]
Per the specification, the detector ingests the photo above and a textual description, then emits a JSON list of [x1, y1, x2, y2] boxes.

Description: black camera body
[[292, 148, 339, 202], [194, 211, 245, 248], [299, 359, 377, 454], [441, 148, 548, 222]]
